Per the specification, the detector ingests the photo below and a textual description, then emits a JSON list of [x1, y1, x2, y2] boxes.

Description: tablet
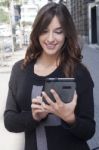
[[43, 78, 76, 103]]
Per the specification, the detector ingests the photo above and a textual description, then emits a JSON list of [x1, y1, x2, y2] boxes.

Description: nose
[[47, 32, 55, 43]]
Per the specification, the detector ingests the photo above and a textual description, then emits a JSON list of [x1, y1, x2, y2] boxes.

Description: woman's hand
[[42, 89, 77, 124], [31, 96, 48, 121]]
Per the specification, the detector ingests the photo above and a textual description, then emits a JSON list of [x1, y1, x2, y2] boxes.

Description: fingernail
[[50, 89, 54, 92], [37, 96, 41, 99], [32, 99, 34, 102], [42, 91, 45, 95], [31, 104, 33, 108], [42, 102, 45, 106]]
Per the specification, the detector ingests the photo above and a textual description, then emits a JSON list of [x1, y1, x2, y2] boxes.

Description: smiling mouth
[[45, 44, 57, 49]]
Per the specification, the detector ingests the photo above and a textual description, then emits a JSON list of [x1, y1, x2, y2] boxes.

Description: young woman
[[4, 2, 95, 150]]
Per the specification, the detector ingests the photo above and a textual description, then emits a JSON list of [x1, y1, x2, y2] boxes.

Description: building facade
[[21, 0, 99, 44], [65, 0, 96, 42], [88, 0, 99, 44], [21, 0, 38, 23], [65, 0, 71, 12]]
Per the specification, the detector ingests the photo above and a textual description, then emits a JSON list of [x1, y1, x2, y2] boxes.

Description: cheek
[[57, 34, 65, 41], [58, 37, 65, 46], [39, 34, 46, 41], [39, 36, 47, 47]]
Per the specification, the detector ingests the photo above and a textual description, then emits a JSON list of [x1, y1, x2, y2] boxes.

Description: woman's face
[[39, 16, 65, 57]]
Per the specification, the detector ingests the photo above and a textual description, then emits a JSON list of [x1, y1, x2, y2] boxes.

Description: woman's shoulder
[[74, 63, 94, 94], [75, 63, 92, 80], [11, 59, 34, 76], [8, 60, 24, 86], [12, 59, 24, 73]]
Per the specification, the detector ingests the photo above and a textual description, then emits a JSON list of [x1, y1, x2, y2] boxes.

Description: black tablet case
[[43, 78, 76, 103]]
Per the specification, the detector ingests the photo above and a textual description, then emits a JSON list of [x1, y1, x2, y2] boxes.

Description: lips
[[45, 43, 57, 49]]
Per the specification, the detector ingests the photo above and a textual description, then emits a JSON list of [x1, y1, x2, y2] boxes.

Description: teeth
[[46, 44, 56, 49]]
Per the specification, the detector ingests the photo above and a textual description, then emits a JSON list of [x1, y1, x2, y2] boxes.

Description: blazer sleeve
[[61, 65, 96, 141], [4, 62, 39, 133]]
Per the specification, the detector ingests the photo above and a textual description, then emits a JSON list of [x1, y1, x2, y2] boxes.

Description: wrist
[[63, 113, 76, 125]]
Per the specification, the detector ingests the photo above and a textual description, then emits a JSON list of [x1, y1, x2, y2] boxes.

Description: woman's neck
[[36, 54, 59, 67], [34, 54, 59, 76]]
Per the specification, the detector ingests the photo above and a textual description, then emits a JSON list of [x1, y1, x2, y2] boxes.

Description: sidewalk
[[82, 44, 99, 150], [88, 44, 99, 50], [0, 49, 25, 73], [0, 50, 26, 150]]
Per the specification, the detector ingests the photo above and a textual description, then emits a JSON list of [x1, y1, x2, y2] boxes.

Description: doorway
[[91, 6, 97, 43]]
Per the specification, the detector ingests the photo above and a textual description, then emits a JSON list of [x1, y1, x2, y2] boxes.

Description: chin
[[45, 52, 59, 56]]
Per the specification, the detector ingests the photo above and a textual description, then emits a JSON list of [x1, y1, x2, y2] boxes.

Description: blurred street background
[[0, 0, 99, 150]]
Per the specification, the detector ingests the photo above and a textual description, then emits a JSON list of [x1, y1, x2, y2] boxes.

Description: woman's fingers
[[42, 91, 54, 105], [32, 96, 42, 104], [50, 89, 62, 104], [31, 103, 42, 109], [42, 89, 62, 104], [31, 96, 43, 110], [31, 90, 77, 117], [72, 91, 77, 105]]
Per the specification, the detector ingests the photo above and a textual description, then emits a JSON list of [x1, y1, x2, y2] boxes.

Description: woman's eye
[[55, 30, 63, 34]]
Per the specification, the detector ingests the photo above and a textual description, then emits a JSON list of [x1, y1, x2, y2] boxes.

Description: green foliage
[[0, 0, 21, 23], [0, 0, 10, 7], [0, 8, 9, 23], [0, 0, 21, 7], [0, 0, 29, 23]]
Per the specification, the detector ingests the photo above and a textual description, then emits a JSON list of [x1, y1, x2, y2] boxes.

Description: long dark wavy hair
[[23, 2, 82, 77]]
